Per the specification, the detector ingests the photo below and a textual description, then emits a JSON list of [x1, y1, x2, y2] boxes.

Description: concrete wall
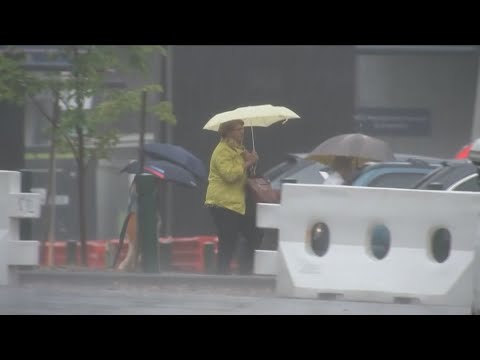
[[0, 101, 25, 170], [356, 53, 478, 158]]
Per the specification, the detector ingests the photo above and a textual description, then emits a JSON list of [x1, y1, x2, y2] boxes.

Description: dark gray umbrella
[[307, 133, 395, 165], [143, 143, 207, 181], [121, 160, 198, 188]]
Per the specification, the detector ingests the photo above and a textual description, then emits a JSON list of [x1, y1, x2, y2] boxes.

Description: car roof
[[393, 153, 446, 164], [288, 152, 309, 159], [287, 152, 446, 162]]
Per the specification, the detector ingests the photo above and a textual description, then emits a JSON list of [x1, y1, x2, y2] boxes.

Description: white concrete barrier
[[253, 250, 277, 275], [256, 183, 480, 310], [0, 171, 41, 285]]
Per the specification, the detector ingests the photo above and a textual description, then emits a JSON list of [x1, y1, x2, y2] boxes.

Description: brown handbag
[[246, 177, 280, 204]]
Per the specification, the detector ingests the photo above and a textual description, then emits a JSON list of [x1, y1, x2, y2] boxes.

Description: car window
[[291, 163, 328, 185], [353, 166, 434, 188], [270, 162, 326, 189], [451, 175, 480, 192], [366, 172, 430, 189], [264, 159, 297, 181]]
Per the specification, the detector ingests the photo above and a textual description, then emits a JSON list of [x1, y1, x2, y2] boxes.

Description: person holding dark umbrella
[[142, 143, 207, 181], [115, 160, 199, 271], [117, 177, 139, 271]]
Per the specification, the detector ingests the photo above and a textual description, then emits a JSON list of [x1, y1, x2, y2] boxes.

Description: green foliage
[[0, 45, 176, 163], [0, 54, 44, 104], [150, 101, 177, 125], [0, 45, 177, 258]]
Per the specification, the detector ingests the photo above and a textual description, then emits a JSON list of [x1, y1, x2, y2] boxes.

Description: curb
[[16, 269, 276, 289]]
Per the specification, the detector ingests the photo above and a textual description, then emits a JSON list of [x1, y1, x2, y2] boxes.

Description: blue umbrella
[[121, 160, 198, 189], [143, 143, 207, 181]]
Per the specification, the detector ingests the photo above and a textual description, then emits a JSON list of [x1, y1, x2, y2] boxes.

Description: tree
[[0, 45, 176, 265]]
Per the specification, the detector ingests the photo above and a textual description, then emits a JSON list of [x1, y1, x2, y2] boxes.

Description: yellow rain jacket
[[205, 139, 247, 215]]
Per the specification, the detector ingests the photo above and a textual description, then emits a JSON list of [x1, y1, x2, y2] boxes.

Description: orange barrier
[[41, 241, 70, 266], [40, 236, 220, 272], [86, 241, 107, 268], [165, 236, 218, 273], [41, 240, 115, 268]]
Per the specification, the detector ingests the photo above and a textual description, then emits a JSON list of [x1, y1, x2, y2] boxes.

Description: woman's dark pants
[[209, 206, 262, 275]]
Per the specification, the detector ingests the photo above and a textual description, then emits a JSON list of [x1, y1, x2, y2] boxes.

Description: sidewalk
[[15, 267, 276, 292]]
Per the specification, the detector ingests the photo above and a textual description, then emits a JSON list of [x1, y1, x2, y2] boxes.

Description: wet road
[[0, 281, 469, 315]]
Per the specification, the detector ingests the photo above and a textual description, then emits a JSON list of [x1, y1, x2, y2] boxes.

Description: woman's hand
[[243, 150, 259, 169]]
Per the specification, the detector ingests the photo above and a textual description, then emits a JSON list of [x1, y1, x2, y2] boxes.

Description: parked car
[[412, 159, 478, 192], [265, 153, 444, 193], [351, 159, 442, 189], [259, 154, 445, 250]]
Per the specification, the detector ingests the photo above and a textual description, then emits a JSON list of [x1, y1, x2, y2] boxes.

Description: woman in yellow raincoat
[[205, 119, 260, 274]]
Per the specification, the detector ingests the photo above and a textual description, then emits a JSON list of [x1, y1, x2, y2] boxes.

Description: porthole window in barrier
[[370, 224, 391, 260], [431, 228, 451, 263], [311, 222, 329, 257]]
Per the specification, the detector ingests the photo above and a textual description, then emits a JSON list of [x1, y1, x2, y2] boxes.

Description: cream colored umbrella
[[203, 104, 300, 151]]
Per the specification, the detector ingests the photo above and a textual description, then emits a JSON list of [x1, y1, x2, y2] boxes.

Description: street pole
[[164, 46, 174, 237], [136, 90, 158, 272], [137, 173, 159, 273], [46, 90, 60, 267], [138, 90, 147, 171]]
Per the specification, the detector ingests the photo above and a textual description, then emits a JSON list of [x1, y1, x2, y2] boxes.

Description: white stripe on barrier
[[8, 241, 40, 265]]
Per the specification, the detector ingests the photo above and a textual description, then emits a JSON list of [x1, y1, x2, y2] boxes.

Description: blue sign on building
[[354, 107, 431, 136]]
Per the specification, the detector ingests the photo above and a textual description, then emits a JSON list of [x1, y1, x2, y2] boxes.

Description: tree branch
[[28, 94, 53, 124], [27, 93, 80, 163]]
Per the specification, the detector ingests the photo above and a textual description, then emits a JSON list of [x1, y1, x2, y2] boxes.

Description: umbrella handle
[[250, 127, 257, 176], [250, 126, 255, 152]]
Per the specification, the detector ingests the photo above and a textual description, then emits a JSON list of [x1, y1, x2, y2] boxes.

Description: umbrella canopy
[[143, 143, 207, 181], [203, 104, 300, 131], [121, 160, 198, 188], [307, 133, 395, 165], [203, 104, 300, 152]]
